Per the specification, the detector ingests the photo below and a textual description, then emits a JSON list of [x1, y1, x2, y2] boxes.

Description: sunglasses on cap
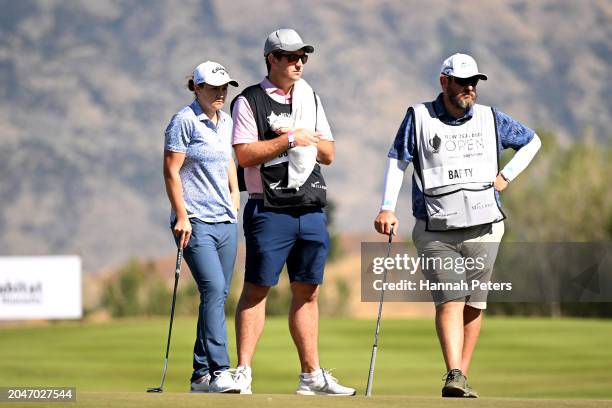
[[448, 75, 479, 87], [274, 52, 309, 64]]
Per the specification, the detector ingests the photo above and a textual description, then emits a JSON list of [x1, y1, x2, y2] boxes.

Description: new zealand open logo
[[429, 134, 441, 153]]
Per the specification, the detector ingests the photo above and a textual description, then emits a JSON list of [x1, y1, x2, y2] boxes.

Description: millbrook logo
[[472, 202, 494, 210], [310, 181, 327, 190]]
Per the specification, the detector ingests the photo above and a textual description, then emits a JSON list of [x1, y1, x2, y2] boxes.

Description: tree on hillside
[[491, 131, 612, 317]]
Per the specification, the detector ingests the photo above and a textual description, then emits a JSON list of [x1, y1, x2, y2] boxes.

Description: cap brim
[[451, 72, 488, 81], [301, 44, 315, 53], [448, 73, 488, 80], [203, 79, 240, 87], [270, 43, 314, 54]]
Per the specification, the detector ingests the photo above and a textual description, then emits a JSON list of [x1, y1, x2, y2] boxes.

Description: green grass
[[0, 317, 611, 401], [4, 393, 612, 408]]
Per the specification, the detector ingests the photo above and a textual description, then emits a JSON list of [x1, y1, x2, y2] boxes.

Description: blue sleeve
[[387, 107, 415, 163], [164, 113, 192, 153], [493, 108, 535, 151]]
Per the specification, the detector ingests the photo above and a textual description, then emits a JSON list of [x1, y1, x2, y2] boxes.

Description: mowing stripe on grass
[[0, 318, 610, 399]]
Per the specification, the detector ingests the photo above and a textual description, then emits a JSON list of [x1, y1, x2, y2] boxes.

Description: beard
[[450, 89, 477, 110]]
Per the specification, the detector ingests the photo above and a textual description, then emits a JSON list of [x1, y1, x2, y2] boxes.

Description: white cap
[[440, 53, 488, 80], [193, 61, 239, 87]]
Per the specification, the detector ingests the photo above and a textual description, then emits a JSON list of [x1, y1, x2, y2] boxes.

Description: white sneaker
[[209, 370, 241, 393], [234, 365, 253, 394], [296, 368, 356, 396], [190, 373, 211, 393]]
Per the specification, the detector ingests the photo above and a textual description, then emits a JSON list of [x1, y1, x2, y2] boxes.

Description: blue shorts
[[243, 199, 329, 286]]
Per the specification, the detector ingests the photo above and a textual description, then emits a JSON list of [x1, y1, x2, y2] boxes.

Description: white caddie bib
[[414, 102, 505, 231]]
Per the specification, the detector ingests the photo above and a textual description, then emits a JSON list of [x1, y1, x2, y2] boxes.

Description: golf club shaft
[[164, 265, 181, 360], [365, 227, 394, 396], [155, 247, 183, 390]]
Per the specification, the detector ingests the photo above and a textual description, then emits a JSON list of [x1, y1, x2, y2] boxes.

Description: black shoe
[[441, 369, 468, 397]]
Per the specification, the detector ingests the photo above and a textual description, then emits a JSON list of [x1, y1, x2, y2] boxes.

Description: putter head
[[146, 387, 163, 393]]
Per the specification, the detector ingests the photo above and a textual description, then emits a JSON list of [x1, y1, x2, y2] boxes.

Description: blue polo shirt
[[388, 93, 535, 220], [164, 100, 237, 225]]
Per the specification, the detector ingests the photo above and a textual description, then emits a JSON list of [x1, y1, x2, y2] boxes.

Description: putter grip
[[176, 249, 183, 275]]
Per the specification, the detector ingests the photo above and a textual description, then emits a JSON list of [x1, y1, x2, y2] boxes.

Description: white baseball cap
[[264, 29, 314, 56], [440, 53, 488, 80], [193, 61, 239, 87]]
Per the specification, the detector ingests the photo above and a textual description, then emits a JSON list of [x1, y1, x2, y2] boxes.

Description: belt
[[249, 193, 264, 199]]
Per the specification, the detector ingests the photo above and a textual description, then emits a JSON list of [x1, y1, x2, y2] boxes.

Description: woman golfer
[[163, 61, 240, 393]]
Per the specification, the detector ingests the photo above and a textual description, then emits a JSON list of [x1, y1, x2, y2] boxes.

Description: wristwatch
[[500, 172, 510, 183], [287, 130, 295, 149]]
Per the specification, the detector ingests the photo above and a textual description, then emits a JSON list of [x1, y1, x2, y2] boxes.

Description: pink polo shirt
[[231, 77, 334, 194]]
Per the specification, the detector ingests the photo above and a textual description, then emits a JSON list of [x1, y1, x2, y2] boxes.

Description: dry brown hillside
[[1, 0, 610, 271]]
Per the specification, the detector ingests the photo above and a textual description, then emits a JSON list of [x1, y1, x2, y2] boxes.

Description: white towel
[[286, 79, 318, 189]]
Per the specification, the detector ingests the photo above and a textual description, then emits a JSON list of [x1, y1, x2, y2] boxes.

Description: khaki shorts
[[412, 219, 505, 309]]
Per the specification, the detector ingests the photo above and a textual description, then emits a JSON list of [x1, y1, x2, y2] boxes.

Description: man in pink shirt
[[230, 29, 355, 396]]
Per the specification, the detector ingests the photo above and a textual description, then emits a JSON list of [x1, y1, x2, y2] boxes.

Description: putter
[[365, 226, 394, 397], [147, 245, 184, 393]]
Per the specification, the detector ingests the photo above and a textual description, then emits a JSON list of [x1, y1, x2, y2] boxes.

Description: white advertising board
[[0, 256, 82, 320]]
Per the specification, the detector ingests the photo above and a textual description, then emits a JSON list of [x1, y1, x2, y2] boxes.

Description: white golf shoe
[[209, 370, 241, 393], [295, 368, 356, 396], [190, 373, 211, 393], [234, 365, 253, 394]]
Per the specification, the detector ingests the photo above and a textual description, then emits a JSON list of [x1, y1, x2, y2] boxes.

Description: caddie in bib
[[374, 53, 542, 398], [231, 28, 355, 396]]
